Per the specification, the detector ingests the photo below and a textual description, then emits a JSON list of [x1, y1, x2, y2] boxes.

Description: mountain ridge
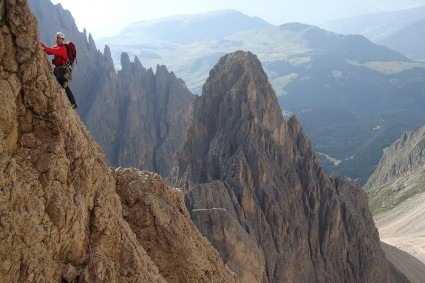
[[322, 5, 425, 62], [97, 11, 424, 113], [322, 5, 425, 41], [102, 9, 273, 45], [378, 18, 425, 62]]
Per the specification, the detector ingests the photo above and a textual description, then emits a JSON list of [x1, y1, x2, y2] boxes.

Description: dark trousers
[[53, 66, 76, 106]]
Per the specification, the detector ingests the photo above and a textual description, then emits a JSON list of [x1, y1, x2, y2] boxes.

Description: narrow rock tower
[[169, 51, 408, 282]]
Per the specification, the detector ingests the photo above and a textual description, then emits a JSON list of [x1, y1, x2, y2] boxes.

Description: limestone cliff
[[0, 1, 236, 282], [29, 0, 195, 176], [168, 51, 409, 282]]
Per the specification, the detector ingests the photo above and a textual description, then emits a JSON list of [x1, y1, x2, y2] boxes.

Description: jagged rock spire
[[169, 50, 408, 282]]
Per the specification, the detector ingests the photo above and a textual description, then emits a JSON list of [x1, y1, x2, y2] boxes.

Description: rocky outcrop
[[169, 51, 409, 282], [113, 168, 237, 282], [365, 125, 425, 215], [29, 0, 195, 176], [365, 125, 425, 190], [0, 1, 236, 282]]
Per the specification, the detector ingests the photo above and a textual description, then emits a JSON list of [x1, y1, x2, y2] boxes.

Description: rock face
[[113, 169, 237, 282], [29, 0, 195, 176], [365, 125, 425, 191], [169, 51, 408, 282], [0, 1, 236, 282], [85, 54, 194, 176]]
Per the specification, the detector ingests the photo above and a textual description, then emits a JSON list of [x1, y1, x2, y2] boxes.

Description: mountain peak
[[169, 50, 409, 282], [170, 50, 289, 188], [203, 50, 283, 130]]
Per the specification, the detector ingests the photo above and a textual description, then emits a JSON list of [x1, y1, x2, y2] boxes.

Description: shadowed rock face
[[85, 53, 195, 176], [113, 169, 237, 282], [169, 51, 409, 282], [0, 1, 236, 282]]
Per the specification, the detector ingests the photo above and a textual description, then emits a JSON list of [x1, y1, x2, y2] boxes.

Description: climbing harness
[[60, 64, 73, 81]]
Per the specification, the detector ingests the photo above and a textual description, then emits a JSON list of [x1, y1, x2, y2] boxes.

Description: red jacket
[[41, 43, 67, 67]]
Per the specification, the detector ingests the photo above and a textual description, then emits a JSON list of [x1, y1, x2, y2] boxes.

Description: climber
[[40, 32, 77, 109]]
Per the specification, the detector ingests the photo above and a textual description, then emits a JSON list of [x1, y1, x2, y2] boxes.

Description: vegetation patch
[[367, 167, 425, 216]]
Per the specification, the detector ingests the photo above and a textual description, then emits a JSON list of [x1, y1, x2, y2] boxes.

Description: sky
[[51, 0, 425, 39]]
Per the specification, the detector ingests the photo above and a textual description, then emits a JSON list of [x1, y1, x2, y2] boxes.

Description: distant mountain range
[[322, 6, 425, 41], [322, 6, 425, 62], [378, 18, 425, 62], [98, 12, 421, 101], [97, 11, 425, 112], [102, 9, 272, 45]]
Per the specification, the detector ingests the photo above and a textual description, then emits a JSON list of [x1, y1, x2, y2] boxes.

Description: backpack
[[64, 41, 77, 67]]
